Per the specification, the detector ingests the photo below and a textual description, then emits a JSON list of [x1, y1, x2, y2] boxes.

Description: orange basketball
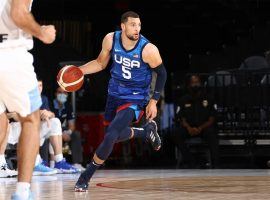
[[57, 65, 84, 92]]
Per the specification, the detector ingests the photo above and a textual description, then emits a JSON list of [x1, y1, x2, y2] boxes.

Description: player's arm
[[10, 0, 56, 44], [143, 43, 167, 120], [80, 33, 113, 75]]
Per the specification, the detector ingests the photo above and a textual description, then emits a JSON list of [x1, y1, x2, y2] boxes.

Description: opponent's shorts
[[0, 47, 41, 117]]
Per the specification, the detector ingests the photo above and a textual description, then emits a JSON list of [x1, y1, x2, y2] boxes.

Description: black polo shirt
[[176, 92, 217, 127]]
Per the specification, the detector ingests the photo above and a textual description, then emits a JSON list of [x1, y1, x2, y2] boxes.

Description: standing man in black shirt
[[175, 75, 219, 168]]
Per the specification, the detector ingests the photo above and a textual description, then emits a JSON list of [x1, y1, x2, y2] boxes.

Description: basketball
[[57, 65, 84, 92]]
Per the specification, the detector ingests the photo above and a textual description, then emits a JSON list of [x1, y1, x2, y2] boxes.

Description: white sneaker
[[11, 190, 34, 200], [0, 164, 17, 178], [72, 163, 85, 172]]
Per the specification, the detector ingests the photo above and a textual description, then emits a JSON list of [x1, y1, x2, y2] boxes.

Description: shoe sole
[[56, 169, 78, 174], [74, 187, 88, 192], [33, 171, 57, 176], [0, 174, 17, 178]]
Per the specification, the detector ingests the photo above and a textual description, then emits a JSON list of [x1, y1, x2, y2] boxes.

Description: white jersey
[[0, 0, 33, 49]]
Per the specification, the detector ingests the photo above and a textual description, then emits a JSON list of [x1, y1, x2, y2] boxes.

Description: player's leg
[[0, 118, 9, 155], [0, 111, 17, 177], [115, 103, 161, 150], [75, 108, 135, 192], [117, 121, 161, 151], [0, 48, 41, 199], [95, 108, 135, 160], [0, 121, 18, 177], [0, 101, 9, 160], [17, 111, 40, 179], [0, 113, 8, 147], [14, 110, 40, 199]]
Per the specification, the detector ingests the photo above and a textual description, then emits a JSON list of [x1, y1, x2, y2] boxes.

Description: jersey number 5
[[122, 66, 131, 79]]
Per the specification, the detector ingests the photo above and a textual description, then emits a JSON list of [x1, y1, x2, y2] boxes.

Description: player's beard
[[126, 33, 139, 41]]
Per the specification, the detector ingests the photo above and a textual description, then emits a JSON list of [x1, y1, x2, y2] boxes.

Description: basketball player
[[0, 0, 56, 199], [74, 11, 167, 192]]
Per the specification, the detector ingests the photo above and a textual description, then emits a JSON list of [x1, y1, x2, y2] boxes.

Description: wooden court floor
[[0, 169, 270, 199]]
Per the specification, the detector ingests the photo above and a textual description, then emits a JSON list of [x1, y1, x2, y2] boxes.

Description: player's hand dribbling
[[39, 25, 56, 44], [146, 99, 158, 121]]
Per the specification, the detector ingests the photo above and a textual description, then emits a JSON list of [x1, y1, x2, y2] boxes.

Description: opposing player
[[0, 0, 56, 199], [74, 11, 167, 192]]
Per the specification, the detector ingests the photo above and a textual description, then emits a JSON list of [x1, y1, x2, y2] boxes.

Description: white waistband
[[0, 38, 33, 49]]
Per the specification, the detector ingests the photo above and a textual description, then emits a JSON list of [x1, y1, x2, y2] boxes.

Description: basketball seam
[[57, 65, 83, 89]]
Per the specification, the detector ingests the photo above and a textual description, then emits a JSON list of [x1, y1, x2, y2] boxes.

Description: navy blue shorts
[[104, 95, 146, 126]]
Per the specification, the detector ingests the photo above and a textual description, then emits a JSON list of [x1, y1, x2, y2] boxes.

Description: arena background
[[30, 0, 270, 169]]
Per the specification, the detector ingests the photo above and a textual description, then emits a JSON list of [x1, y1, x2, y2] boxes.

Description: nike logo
[[133, 92, 140, 95]]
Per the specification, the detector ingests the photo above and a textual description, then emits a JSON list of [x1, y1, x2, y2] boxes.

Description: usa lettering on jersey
[[114, 54, 140, 79]]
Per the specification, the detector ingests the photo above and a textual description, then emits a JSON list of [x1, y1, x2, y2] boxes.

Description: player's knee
[[103, 131, 118, 145], [107, 122, 124, 133], [20, 110, 40, 126]]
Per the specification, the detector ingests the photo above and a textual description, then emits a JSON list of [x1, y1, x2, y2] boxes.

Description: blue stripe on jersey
[[109, 31, 152, 103]]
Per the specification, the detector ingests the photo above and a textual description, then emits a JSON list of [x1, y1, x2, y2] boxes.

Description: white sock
[[35, 154, 42, 167], [50, 161, 55, 168], [15, 182, 30, 199], [55, 154, 63, 163], [0, 154, 6, 166]]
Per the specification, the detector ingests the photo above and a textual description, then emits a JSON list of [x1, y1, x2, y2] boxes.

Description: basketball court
[[0, 169, 270, 199]]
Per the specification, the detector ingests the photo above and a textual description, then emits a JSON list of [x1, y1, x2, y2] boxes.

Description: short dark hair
[[121, 11, 140, 23], [36, 75, 42, 82]]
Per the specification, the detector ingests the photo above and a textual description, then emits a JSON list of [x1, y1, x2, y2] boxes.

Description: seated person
[[4, 79, 79, 175], [174, 75, 219, 168], [52, 86, 84, 171], [7, 111, 78, 175], [0, 120, 17, 178]]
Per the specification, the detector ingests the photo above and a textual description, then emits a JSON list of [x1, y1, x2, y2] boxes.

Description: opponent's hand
[[39, 25, 56, 44], [146, 99, 158, 121]]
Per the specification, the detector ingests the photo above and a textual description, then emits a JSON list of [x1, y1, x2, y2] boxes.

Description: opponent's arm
[[143, 43, 167, 120], [80, 33, 113, 75], [11, 0, 56, 44]]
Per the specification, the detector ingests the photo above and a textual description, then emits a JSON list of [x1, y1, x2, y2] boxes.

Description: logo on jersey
[[114, 54, 140, 79], [0, 34, 8, 43]]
